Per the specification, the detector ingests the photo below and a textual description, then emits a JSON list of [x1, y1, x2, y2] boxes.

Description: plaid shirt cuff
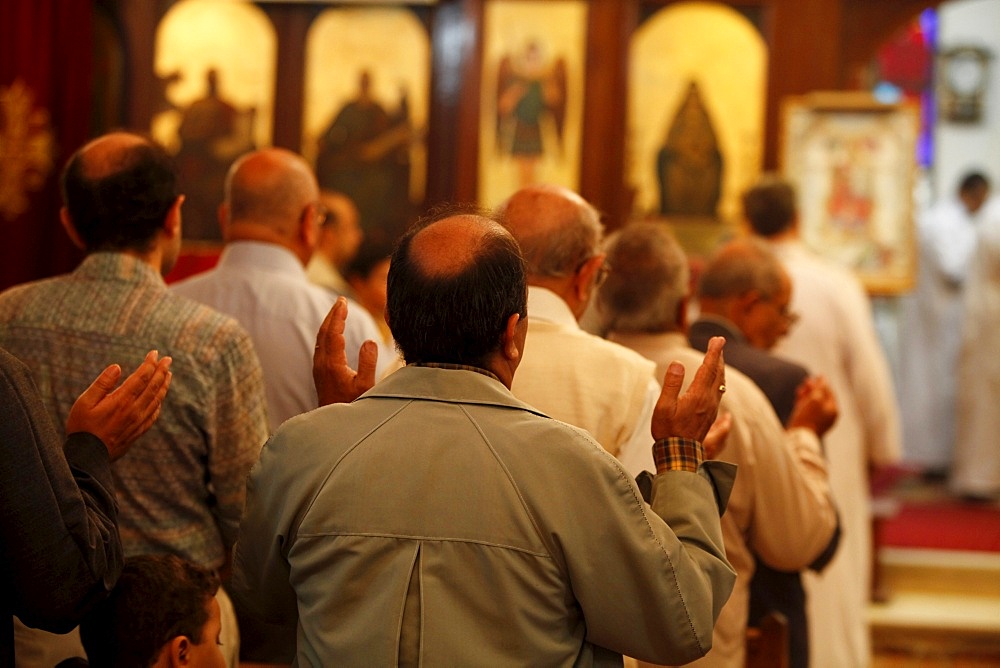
[[653, 437, 704, 473]]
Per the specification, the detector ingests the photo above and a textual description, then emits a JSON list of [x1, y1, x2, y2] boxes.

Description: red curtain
[[0, 1, 93, 290]]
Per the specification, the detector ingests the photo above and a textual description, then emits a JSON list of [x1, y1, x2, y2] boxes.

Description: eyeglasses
[[574, 256, 612, 287], [595, 262, 612, 287], [762, 297, 800, 326]]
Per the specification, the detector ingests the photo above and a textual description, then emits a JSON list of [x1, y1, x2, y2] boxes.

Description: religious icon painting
[[304, 7, 430, 246], [478, 0, 588, 208], [781, 92, 919, 294], [152, 0, 276, 243], [628, 2, 766, 254]]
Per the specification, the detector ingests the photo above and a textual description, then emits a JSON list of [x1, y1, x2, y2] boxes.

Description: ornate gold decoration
[[0, 79, 55, 221]]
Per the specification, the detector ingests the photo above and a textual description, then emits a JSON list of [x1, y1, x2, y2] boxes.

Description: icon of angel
[[495, 39, 567, 187]]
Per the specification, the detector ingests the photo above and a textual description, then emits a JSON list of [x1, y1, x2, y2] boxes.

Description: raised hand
[[314, 297, 379, 406], [651, 336, 726, 443], [66, 350, 173, 461]]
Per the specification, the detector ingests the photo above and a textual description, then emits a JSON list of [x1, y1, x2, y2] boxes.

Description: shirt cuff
[[653, 437, 704, 474]]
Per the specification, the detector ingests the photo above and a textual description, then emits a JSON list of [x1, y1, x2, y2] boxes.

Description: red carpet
[[878, 499, 1000, 552]]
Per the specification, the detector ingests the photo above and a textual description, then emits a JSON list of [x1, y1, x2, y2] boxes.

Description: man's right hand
[[314, 297, 379, 406], [787, 375, 838, 437], [66, 350, 173, 461], [651, 336, 726, 442]]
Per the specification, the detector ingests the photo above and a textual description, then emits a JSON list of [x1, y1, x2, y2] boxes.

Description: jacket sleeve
[[553, 447, 737, 665], [0, 349, 122, 632]]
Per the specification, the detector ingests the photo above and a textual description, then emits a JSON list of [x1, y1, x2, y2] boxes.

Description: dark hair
[[60, 135, 179, 253], [742, 175, 797, 237], [387, 206, 527, 367], [344, 239, 393, 282], [80, 555, 219, 668], [959, 171, 989, 194]]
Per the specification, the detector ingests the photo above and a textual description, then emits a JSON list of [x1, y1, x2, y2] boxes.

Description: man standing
[[744, 175, 901, 668], [691, 238, 840, 668], [2, 348, 172, 668], [0, 132, 268, 667], [899, 172, 988, 476], [497, 184, 660, 475], [305, 189, 364, 298], [595, 222, 837, 668], [173, 147, 388, 432], [232, 211, 737, 666], [953, 185, 1000, 500]]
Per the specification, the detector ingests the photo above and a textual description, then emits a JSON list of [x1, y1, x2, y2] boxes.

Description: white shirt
[[511, 286, 660, 477], [174, 241, 389, 432], [767, 238, 901, 668], [953, 197, 1000, 497], [897, 196, 980, 469]]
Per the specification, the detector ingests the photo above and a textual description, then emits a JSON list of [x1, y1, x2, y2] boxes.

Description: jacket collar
[[360, 364, 549, 417]]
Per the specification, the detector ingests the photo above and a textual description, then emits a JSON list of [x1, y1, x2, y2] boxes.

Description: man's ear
[[734, 290, 761, 317], [301, 203, 319, 249], [573, 253, 605, 302], [502, 312, 524, 362], [164, 195, 185, 240], [167, 635, 191, 667], [675, 295, 690, 332], [59, 207, 86, 250]]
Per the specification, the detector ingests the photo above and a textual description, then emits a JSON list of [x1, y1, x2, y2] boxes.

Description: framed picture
[[478, 0, 588, 208], [780, 92, 918, 294]]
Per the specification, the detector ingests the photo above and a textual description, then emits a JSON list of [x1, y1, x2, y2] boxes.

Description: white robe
[[766, 239, 902, 668], [953, 198, 1000, 497], [897, 197, 979, 469]]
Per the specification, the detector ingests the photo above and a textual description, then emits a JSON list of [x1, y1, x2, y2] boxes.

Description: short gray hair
[[697, 237, 784, 301], [596, 222, 689, 333], [496, 193, 603, 277]]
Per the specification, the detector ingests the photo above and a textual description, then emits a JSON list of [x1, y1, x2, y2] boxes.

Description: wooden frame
[[780, 92, 918, 294]]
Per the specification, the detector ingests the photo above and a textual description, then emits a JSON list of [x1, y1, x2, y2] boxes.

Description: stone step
[[869, 547, 1000, 660]]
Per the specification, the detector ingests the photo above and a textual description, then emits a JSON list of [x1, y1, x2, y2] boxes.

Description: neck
[[227, 223, 309, 265], [529, 277, 583, 321]]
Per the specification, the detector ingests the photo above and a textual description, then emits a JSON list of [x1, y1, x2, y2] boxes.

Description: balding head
[[497, 184, 603, 278], [224, 148, 320, 247], [698, 237, 795, 350], [61, 131, 179, 254], [388, 209, 527, 370]]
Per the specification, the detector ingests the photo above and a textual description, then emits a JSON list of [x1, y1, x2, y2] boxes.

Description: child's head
[[81, 554, 223, 667]]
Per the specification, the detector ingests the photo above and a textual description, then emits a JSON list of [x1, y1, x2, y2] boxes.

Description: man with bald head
[[174, 147, 388, 433], [232, 208, 738, 666], [497, 184, 661, 475], [0, 132, 267, 667]]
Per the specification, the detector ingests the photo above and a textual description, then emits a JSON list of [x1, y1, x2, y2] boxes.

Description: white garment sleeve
[[615, 378, 659, 478]]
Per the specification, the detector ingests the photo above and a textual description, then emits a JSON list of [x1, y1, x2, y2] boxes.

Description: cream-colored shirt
[[610, 331, 836, 668], [767, 239, 901, 668], [511, 287, 660, 477]]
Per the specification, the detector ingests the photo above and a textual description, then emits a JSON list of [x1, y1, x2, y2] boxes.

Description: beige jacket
[[232, 365, 736, 666]]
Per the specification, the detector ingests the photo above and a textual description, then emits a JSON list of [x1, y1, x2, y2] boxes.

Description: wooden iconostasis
[[97, 0, 943, 249]]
